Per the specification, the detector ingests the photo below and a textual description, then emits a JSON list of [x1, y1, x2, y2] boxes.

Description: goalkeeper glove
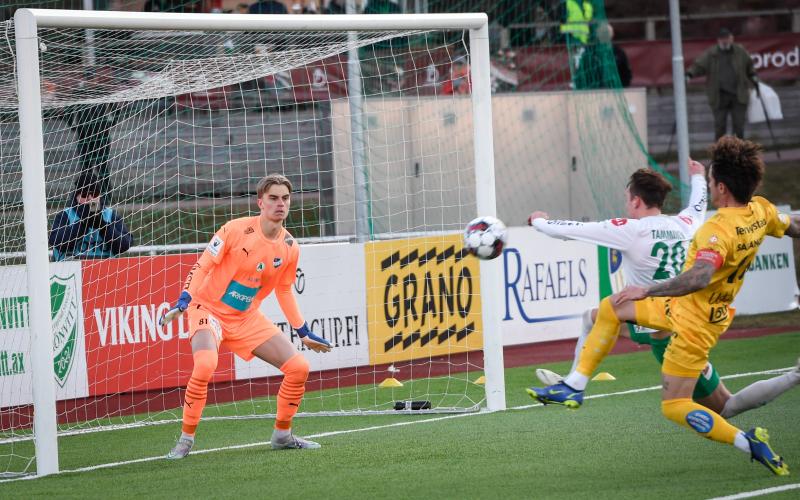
[[160, 291, 192, 326], [296, 322, 332, 353]]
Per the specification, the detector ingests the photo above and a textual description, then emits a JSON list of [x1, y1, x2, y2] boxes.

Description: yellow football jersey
[[674, 196, 790, 330]]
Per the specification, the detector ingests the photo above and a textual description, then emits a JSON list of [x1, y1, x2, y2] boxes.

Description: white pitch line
[[0, 365, 792, 484], [706, 483, 800, 500]]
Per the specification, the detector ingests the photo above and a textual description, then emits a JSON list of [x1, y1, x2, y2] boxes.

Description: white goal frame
[[13, 8, 504, 476]]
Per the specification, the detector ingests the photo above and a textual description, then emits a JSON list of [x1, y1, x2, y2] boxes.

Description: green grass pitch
[[2, 331, 799, 499]]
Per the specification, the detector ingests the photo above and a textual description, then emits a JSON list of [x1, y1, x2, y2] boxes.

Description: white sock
[[721, 371, 800, 418], [180, 432, 195, 442], [568, 309, 594, 375], [564, 372, 589, 391], [733, 432, 751, 454], [272, 428, 291, 440]]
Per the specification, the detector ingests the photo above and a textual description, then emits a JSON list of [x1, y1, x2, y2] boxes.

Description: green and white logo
[[50, 274, 79, 387]]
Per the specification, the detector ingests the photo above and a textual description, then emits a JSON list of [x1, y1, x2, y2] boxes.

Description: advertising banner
[[82, 255, 235, 396], [0, 262, 89, 407], [501, 227, 600, 345], [365, 234, 483, 365], [620, 33, 800, 87], [732, 205, 799, 315], [235, 242, 370, 379]]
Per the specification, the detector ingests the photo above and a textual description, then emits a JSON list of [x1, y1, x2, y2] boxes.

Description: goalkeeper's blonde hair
[[257, 174, 293, 198]]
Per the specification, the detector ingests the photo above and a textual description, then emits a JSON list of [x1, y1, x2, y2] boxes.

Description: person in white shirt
[[527, 161, 799, 417]]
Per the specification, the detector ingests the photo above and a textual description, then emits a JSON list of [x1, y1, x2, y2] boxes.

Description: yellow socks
[[662, 398, 739, 444]]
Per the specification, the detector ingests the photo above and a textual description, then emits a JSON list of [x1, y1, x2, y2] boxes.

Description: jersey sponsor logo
[[256, 262, 265, 272], [708, 291, 733, 305], [610, 218, 627, 226], [735, 219, 767, 235], [708, 305, 729, 324], [678, 215, 693, 225], [207, 235, 224, 257], [686, 410, 714, 433], [736, 237, 764, 252], [273, 257, 282, 268], [221, 281, 261, 312]]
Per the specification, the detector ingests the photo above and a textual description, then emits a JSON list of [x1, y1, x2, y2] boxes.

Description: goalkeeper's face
[[257, 184, 291, 223]]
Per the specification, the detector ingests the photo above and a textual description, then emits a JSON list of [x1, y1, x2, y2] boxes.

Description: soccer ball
[[463, 216, 508, 260]]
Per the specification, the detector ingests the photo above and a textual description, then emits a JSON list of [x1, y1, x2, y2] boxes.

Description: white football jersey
[[532, 174, 707, 288]]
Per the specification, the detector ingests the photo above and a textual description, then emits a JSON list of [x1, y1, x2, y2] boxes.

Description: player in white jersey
[[526, 162, 800, 416]]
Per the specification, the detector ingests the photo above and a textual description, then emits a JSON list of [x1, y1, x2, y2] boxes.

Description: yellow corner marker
[[473, 375, 486, 385], [379, 377, 404, 388], [592, 372, 616, 381]]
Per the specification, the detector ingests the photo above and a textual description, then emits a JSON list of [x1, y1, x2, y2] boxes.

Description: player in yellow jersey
[[160, 174, 332, 459], [533, 136, 800, 475]]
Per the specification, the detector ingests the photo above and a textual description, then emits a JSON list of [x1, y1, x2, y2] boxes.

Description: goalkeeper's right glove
[[160, 291, 191, 326]]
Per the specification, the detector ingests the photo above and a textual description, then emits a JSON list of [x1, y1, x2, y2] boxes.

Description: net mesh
[[1, 19, 490, 477], [0, 3, 661, 477]]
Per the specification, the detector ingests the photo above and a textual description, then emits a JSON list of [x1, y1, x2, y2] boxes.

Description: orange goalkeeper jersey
[[673, 196, 791, 331], [183, 216, 303, 328]]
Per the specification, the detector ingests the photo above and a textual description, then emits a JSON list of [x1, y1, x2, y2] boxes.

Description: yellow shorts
[[187, 303, 280, 361], [634, 297, 721, 379]]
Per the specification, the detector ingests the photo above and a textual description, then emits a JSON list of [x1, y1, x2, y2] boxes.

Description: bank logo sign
[[51, 274, 79, 387], [365, 234, 483, 365]]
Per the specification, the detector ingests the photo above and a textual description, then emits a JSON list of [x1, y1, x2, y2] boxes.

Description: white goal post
[[13, 9, 504, 477]]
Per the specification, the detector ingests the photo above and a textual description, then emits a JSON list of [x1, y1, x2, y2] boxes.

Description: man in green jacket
[[686, 28, 757, 140]]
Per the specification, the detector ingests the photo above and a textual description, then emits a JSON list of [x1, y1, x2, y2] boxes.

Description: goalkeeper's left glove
[[159, 291, 191, 326], [296, 322, 332, 353]]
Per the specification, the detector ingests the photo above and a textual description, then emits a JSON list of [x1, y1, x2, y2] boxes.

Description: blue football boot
[[745, 427, 789, 476], [526, 382, 584, 409]]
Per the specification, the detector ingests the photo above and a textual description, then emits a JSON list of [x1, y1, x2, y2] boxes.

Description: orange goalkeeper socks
[[275, 354, 310, 431], [181, 349, 218, 436], [662, 398, 739, 445]]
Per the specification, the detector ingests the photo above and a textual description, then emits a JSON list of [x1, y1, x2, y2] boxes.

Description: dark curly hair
[[627, 168, 673, 209], [710, 136, 764, 204]]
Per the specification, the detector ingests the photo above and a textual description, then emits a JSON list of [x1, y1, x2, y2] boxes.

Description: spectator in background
[[49, 171, 133, 261], [574, 23, 631, 89], [249, 0, 288, 14], [560, 0, 593, 46], [686, 28, 757, 139], [236, 2, 250, 13]]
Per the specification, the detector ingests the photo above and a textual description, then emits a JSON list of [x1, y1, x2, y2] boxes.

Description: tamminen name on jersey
[[650, 229, 684, 240]]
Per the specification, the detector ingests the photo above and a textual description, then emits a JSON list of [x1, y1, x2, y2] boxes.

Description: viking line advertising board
[[0, 262, 89, 407], [364, 234, 483, 365], [81, 255, 236, 396]]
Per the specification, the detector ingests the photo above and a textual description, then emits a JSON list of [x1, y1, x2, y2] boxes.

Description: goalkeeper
[[160, 174, 331, 459]]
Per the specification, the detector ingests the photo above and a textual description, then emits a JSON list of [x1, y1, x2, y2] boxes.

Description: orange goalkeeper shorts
[[186, 303, 281, 361]]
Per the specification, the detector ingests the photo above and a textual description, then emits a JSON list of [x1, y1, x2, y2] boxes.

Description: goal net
[[0, 11, 506, 477], [0, 6, 656, 477]]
